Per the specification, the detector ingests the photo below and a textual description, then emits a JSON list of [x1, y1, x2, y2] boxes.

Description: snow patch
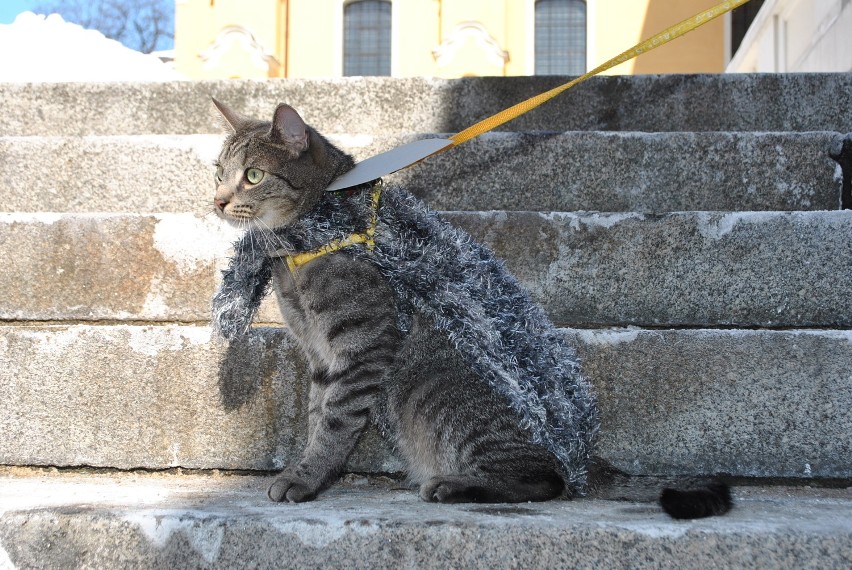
[[127, 328, 178, 357], [153, 214, 240, 275], [142, 290, 171, 319], [0, 212, 63, 225], [576, 328, 642, 346], [491, 210, 509, 224], [561, 212, 645, 230], [126, 513, 225, 563], [181, 327, 214, 346], [270, 519, 350, 548], [0, 13, 183, 82], [0, 544, 14, 570], [127, 327, 212, 357], [697, 213, 740, 240], [791, 329, 852, 344], [169, 443, 182, 467], [608, 522, 689, 539], [26, 328, 81, 355], [696, 212, 778, 240]]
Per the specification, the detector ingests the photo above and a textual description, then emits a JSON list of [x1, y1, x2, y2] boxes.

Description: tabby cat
[[209, 99, 729, 517]]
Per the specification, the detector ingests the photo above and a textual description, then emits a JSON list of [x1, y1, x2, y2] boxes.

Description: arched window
[[535, 0, 586, 75], [343, 0, 392, 76]]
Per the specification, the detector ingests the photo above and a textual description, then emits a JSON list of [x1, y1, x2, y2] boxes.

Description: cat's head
[[211, 99, 354, 229]]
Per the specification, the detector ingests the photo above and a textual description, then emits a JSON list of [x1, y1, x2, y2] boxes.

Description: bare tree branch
[[35, 0, 174, 53]]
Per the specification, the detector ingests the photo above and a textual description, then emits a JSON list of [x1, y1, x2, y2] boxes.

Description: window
[[535, 0, 586, 75], [344, 0, 391, 76]]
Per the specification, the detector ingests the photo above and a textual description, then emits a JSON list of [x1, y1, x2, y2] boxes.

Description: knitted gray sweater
[[212, 182, 599, 494]]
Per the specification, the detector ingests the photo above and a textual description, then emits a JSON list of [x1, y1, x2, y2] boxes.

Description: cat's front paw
[[267, 472, 319, 503]]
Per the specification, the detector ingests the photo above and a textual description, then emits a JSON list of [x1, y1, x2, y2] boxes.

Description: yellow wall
[[630, 0, 726, 73], [286, 0, 336, 77], [175, 0, 729, 79], [176, 0, 283, 79]]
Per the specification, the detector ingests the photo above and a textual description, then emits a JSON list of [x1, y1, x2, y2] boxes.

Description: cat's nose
[[214, 198, 229, 211]]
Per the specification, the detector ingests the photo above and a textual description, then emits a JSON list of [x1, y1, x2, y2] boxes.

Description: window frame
[[342, 0, 393, 77], [533, 0, 588, 76]]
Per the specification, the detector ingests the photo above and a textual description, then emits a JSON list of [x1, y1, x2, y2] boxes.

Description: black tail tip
[[660, 482, 733, 519]]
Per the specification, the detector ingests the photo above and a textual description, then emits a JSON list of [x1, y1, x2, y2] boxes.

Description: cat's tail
[[659, 482, 732, 519]]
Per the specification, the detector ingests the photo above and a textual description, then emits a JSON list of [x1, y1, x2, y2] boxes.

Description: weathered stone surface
[[2, 212, 850, 327], [2, 74, 852, 136], [570, 328, 852, 479], [0, 213, 236, 322], [2, 131, 842, 213], [1, 471, 851, 569], [453, 210, 852, 328], [1, 325, 849, 479], [0, 135, 225, 214], [0, 325, 396, 473], [396, 131, 844, 212], [2, 72, 848, 569]]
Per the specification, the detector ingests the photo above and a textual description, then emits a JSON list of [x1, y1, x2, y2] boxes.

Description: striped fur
[[212, 100, 592, 503]]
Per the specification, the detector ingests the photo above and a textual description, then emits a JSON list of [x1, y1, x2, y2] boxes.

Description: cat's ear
[[271, 104, 309, 153], [211, 97, 247, 133]]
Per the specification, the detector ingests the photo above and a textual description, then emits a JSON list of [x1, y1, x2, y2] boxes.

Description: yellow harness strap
[[278, 181, 383, 272]]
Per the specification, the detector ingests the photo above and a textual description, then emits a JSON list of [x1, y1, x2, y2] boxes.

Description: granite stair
[[1, 75, 851, 568]]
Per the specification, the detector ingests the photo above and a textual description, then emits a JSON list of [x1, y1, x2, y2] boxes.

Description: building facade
[[174, 0, 731, 80], [727, 0, 852, 72]]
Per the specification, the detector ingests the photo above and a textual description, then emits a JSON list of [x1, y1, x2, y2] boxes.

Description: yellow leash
[[449, 0, 753, 147], [312, 0, 754, 267], [328, 0, 754, 193]]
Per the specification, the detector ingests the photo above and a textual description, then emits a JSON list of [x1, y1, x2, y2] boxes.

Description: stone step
[[2, 211, 850, 328], [1, 471, 851, 569], [2, 74, 851, 136], [1, 131, 843, 213], [1, 325, 849, 479]]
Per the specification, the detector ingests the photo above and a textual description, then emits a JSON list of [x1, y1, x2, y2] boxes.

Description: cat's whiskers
[[255, 218, 290, 254], [252, 220, 272, 253], [199, 204, 219, 219], [245, 221, 260, 261], [183, 196, 218, 219]]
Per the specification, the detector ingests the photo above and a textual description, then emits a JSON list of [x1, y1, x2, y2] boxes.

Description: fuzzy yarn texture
[[212, 182, 599, 494]]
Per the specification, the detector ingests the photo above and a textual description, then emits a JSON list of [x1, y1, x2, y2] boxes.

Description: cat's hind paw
[[419, 476, 478, 504]]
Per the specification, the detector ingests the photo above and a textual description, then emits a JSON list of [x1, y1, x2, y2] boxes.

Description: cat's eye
[[245, 168, 265, 184], [215, 165, 224, 182]]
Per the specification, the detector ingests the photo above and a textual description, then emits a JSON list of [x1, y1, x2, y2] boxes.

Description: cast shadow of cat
[[217, 327, 309, 412], [217, 328, 302, 412], [392, 130, 564, 210], [217, 333, 265, 412]]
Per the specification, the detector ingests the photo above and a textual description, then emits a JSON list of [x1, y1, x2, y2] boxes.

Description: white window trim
[[433, 21, 510, 69], [199, 25, 279, 72]]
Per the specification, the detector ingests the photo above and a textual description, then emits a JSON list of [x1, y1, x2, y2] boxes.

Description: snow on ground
[[0, 12, 183, 82]]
